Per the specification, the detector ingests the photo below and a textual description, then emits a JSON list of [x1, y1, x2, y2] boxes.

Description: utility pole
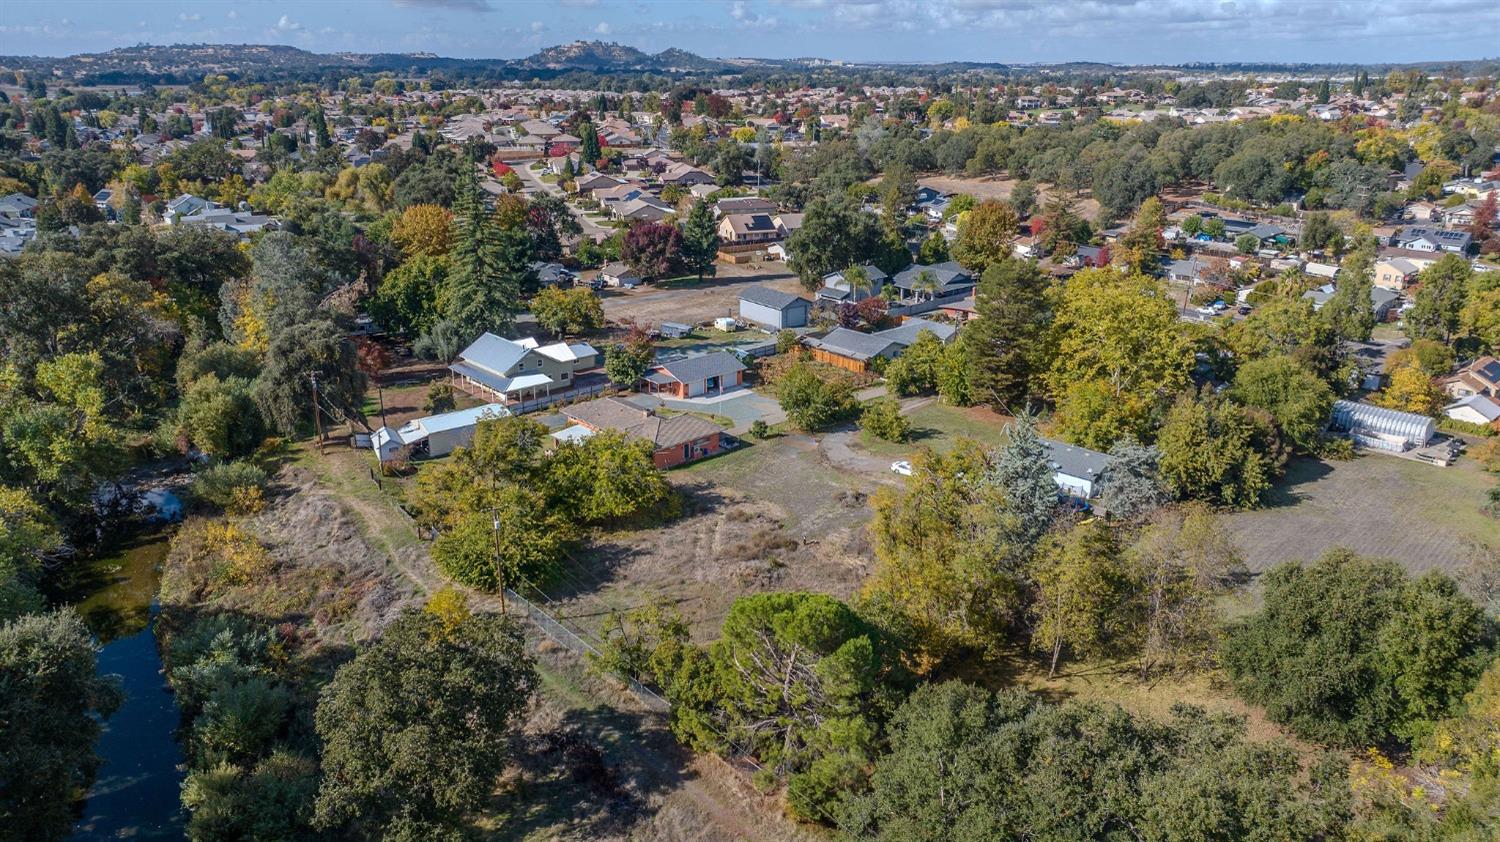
[[491, 509, 506, 613], [309, 373, 325, 455], [377, 385, 388, 429]]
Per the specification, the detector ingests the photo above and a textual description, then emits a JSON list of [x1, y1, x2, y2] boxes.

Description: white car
[[890, 460, 913, 477], [1193, 306, 1218, 316]]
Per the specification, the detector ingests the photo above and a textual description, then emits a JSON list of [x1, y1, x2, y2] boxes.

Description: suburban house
[[738, 286, 812, 329], [714, 196, 777, 217], [0, 193, 38, 219], [371, 403, 509, 462], [1042, 438, 1109, 499], [613, 196, 673, 223], [599, 262, 644, 287], [559, 396, 727, 468], [889, 261, 976, 302], [641, 351, 747, 398], [1444, 356, 1500, 399], [718, 212, 782, 244], [803, 317, 957, 372], [531, 261, 574, 287], [1443, 394, 1500, 428], [659, 162, 716, 187], [1303, 283, 1401, 320], [774, 213, 804, 239], [575, 172, 625, 195], [1394, 226, 1472, 253], [449, 333, 600, 406], [1374, 257, 1423, 290], [1330, 399, 1436, 452], [817, 264, 888, 303]]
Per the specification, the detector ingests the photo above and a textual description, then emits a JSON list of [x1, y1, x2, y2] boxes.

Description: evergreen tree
[[444, 172, 529, 340], [1099, 437, 1169, 520], [578, 121, 601, 167], [966, 257, 1050, 408], [984, 411, 1059, 552], [1322, 242, 1376, 343], [678, 200, 720, 281]]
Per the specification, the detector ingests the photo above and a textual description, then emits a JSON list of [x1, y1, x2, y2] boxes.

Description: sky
[[2, 0, 1499, 65]]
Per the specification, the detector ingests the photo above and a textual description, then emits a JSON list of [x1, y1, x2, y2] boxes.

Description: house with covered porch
[[448, 333, 600, 409]]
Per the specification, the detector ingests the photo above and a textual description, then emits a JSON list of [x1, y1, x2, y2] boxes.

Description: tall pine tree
[[966, 256, 1050, 408], [678, 200, 720, 281], [444, 172, 530, 341]]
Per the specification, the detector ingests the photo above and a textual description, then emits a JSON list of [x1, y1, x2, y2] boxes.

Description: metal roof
[[457, 332, 528, 377], [655, 351, 747, 384], [738, 285, 808, 311]]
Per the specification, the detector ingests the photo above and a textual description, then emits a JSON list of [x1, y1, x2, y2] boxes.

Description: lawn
[[652, 326, 747, 348], [855, 401, 1013, 459], [1224, 453, 1500, 577]]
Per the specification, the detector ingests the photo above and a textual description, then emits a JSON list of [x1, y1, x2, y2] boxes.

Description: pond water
[[60, 499, 187, 840]]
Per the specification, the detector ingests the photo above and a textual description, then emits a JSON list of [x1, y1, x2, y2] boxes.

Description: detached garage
[[738, 285, 811, 330]]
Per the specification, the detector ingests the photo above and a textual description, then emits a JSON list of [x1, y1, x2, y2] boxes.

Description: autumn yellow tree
[[1377, 358, 1442, 416], [391, 204, 454, 259]]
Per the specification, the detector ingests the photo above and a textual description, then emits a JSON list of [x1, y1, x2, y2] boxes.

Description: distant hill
[[0, 41, 1494, 87], [519, 41, 728, 72]]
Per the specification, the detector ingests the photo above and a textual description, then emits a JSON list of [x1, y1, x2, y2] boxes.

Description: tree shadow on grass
[[1257, 457, 1334, 509], [497, 705, 694, 839]]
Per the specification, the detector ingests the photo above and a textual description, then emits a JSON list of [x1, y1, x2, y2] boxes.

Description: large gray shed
[[1329, 399, 1435, 452]]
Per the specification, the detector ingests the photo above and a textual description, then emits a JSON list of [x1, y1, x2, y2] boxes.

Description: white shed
[[1330, 399, 1435, 452]]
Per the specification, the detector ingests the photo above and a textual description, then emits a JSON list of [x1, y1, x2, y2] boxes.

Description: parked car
[[890, 460, 913, 477]]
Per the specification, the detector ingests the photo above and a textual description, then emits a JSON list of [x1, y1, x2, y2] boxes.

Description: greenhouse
[[1329, 400, 1436, 452]]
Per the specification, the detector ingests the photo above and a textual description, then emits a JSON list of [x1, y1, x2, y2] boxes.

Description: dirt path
[[294, 444, 818, 840]]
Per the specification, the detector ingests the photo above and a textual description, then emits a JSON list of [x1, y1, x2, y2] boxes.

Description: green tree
[[786, 196, 898, 292], [777, 362, 857, 431], [1127, 504, 1242, 676], [530, 286, 603, 337], [445, 172, 529, 340], [430, 487, 569, 590], [966, 257, 1050, 408], [1404, 254, 1471, 344], [1156, 391, 1273, 509], [0, 610, 124, 841], [1229, 355, 1334, 454], [917, 230, 949, 265], [1098, 437, 1169, 521], [604, 336, 653, 387], [577, 120, 601, 165], [860, 397, 910, 443], [678, 199, 720, 281], [1031, 519, 1134, 677], [984, 411, 1060, 551], [176, 374, 267, 459], [1322, 243, 1377, 343], [253, 318, 367, 436], [370, 254, 449, 337], [313, 606, 536, 838], [951, 200, 1019, 273], [841, 682, 1350, 841], [1047, 269, 1194, 448], [1223, 549, 1490, 746]]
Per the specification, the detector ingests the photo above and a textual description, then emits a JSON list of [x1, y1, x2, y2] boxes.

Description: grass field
[[854, 401, 1014, 459], [1224, 453, 1500, 576]]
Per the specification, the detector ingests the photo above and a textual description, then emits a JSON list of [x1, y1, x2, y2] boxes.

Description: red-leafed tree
[[622, 221, 681, 279]]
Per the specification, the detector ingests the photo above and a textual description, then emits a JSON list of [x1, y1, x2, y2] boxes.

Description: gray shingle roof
[[1041, 438, 1109, 481], [655, 351, 746, 384], [738, 285, 807, 311]]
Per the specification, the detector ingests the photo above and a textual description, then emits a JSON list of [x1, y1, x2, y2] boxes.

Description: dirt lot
[[1224, 453, 1500, 576], [918, 174, 1102, 222], [599, 263, 808, 327], [544, 435, 877, 644]]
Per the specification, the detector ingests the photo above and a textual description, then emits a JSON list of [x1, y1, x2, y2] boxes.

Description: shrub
[[190, 463, 269, 514], [860, 398, 911, 443], [748, 419, 770, 439], [777, 362, 858, 432]]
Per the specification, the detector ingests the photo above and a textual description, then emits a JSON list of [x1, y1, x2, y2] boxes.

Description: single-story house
[[1041, 438, 1109, 499], [817, 264, 888, 303], [371, 403, 509, 462], [1394, 226, 1472, 253], [531, 261, 574, 287], [562, 396, 727, 468], [889, 261, 976, 301], [738, 286, 811, 329], [641, 351, 746, 398], [803, 317, 956, 372], [1443, 394, 1500, 428], [1302, 283, 1400, 320], [660, 162, 716, 187], [714, 196, 777, 217], [1444, 356, 1500, 399], [0, 193, 38, 219], [448, 333, 600, 406], [600, 262, 644, 287]]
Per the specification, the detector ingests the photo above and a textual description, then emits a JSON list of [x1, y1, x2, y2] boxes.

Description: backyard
[[1224, 452, 1500, 576]]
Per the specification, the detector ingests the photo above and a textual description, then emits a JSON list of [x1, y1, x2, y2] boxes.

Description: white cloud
[[594, 21, 611, 34], [226, 9, 238, 19], [274, 14, 302, 32], [178, 12, 202, 22], [391, 0, 493, 10], [531, 20, 546, 32]]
